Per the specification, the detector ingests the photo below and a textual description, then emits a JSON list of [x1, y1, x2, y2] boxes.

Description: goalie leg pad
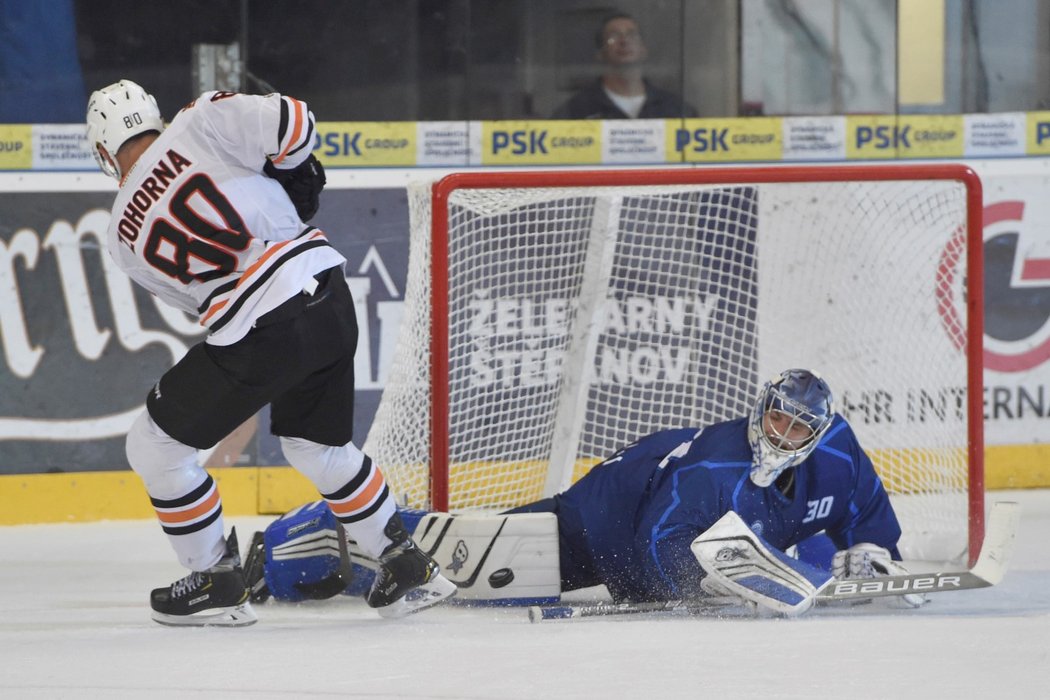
[[348, 512, 561, 605], [417, 512, 561, 604], [262, 501, 352, 602]]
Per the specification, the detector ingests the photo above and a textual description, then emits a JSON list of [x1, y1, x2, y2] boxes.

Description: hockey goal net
[[364, 165, 984, 565]]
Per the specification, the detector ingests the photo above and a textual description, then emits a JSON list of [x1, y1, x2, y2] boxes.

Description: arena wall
[[1, 116, 1048, 523]]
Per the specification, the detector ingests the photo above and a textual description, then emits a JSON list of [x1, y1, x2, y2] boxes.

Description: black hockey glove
[[263, 153, 326, 222]]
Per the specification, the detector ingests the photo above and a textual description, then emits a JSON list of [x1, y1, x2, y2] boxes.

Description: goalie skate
[[150, 528, 257, 627], [366, 514, 457, 618]]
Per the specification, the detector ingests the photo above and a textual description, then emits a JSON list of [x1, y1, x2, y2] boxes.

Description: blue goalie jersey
[[546, 415, 903, 602]]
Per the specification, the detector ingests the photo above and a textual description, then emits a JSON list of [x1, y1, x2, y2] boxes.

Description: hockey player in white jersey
[[86, 80, 455, 626]]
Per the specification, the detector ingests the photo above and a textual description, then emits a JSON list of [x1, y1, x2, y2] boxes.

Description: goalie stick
[[528, 599, 723, 623], [528, 501, 1020, 622]]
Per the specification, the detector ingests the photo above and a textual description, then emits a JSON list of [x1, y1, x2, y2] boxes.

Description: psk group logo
[[938, 200, 1050, 372]]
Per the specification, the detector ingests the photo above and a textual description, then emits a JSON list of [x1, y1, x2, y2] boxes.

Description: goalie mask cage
[[364, 165, 984, 566]]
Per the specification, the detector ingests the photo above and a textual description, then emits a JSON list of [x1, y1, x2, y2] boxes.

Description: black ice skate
[[366, 513, 457, 618], [242, 530, 271, 603], [150, 527, 257, 627]]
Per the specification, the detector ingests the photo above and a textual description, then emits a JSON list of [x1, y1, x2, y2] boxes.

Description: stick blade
[[970, 501, 1021, 586]]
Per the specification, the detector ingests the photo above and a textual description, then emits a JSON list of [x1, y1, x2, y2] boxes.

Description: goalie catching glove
[[832, 543, 927, 609], [264, 153, 326, 222]]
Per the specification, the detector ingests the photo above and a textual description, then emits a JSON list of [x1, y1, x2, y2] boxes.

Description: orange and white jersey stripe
[[321, 457, 392, 524], [271, 96, 312, 166], [197, 227, 342, 344], [151, 474, 222, 536], [105, 90, 345, 347]]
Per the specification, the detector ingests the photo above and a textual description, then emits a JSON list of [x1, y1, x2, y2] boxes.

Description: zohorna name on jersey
[[115, 149, 193, 247]]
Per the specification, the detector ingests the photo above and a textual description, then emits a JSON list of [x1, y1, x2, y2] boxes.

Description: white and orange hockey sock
[[280, 436, 397, 557], [126, 411, 227, 570], [149, 474, 227, 571]]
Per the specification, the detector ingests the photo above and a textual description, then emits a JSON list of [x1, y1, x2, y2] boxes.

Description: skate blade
[[151, 602, 258, 628], [376, 573, 457, 619]]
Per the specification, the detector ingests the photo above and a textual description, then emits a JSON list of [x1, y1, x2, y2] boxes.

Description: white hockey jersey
[[105, 90, 346, 346]]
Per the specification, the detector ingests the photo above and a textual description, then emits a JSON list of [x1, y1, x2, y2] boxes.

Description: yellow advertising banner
[[898, 115, 965, 158], [0, 125, 32, 169], [847, 115, 964, 159], [1026, 111, 1050, 155], [847, 115, 907, 159], [481, 120, 602, 165], [8, 114, 1050, 169], [314, 122, 417, 166], [672, 118, 782, 162]]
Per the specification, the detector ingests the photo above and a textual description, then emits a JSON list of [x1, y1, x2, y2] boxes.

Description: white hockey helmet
[[746, 369, 834, 487], [85, 79, 163, 179]]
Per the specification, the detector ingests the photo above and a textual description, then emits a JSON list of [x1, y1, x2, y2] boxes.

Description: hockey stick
[[528, 599, 727, 622], [819, 500, 1019, 602], [528, 501, 1020, 622]]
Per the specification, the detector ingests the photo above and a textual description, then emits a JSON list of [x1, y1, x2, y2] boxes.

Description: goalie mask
[[86, 79, 163, 180], [746, 369, 834, 487]]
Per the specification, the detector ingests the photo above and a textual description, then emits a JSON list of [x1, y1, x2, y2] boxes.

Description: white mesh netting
[[364, 170, 979, 564]]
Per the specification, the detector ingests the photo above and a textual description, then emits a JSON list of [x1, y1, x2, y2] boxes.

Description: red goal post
[[365, 164, 984, 566]]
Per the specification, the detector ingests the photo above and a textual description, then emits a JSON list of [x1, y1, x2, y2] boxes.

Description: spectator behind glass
[[552, 12, 697, 120], [0, 0, 85, 123]]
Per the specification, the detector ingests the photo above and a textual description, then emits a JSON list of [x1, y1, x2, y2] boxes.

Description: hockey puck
[[487, 568, 515, 588]]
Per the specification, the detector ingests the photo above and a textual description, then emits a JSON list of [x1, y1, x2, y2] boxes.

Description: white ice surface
[[2, 490, 1049, 700]]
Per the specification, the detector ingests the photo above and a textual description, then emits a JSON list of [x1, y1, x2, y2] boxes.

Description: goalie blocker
[[247, 502, 561, 605]]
